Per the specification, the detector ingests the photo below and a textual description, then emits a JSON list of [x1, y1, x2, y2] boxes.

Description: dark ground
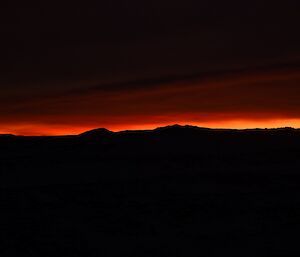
[[1, 125, 300, 256]]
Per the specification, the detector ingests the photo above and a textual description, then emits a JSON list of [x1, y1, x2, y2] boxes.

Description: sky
[[1, 1, 300, 135]]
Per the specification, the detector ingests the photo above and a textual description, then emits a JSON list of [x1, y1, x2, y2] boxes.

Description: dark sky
[[1, 1, 300, 135]]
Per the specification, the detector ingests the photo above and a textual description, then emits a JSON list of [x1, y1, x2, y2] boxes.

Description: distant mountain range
[[1, 124, 300, 188], [1, 124, 298, 138]]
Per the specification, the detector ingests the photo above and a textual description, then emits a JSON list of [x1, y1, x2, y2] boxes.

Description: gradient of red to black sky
[[1, 1, 300, 135]]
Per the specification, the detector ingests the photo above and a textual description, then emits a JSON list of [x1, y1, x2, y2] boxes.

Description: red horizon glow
[[2, 118, 300, 136], [1, 67, 300, 136]]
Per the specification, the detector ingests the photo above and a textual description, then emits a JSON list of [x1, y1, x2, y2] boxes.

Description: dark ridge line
[[0, 124, 298, 138]]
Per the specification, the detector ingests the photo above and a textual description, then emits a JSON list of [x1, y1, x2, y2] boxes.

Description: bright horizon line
[[1, 119, 300, 136]]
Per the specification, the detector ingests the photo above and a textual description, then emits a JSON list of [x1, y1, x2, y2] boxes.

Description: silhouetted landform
[[2, 125, 300, 256]]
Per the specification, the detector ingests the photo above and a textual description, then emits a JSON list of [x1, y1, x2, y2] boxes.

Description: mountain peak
[[154, 124, 210, 132], [79, 128, 113, 137]]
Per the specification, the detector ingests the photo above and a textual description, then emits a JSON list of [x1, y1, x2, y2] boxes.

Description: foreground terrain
[[1, 125, 300, 256]]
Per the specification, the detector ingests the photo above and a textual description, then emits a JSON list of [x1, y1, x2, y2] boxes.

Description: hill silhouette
[[2, 125, 300, 256], [79, 127, 113, 137]]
